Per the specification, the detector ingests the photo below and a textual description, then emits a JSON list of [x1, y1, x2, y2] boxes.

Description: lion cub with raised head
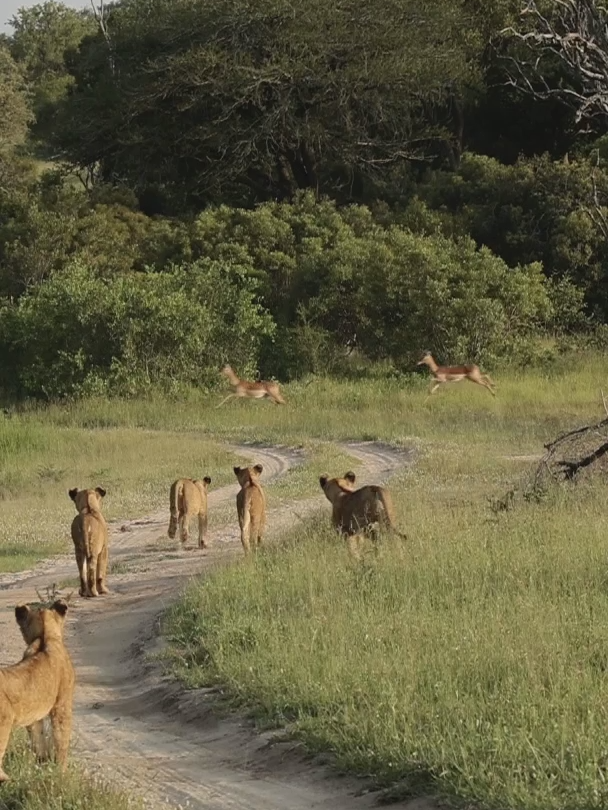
[[69, 486, 109, 598], [234, 465, 266, 554], [0, 600, 75, 781], [319, 471, 406, 557], [168, 477, 212, 548]]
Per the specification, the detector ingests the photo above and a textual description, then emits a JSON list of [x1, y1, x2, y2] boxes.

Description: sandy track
[[0, 441, 417, 810]]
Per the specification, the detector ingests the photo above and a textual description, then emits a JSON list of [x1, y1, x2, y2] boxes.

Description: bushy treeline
[[1, 0, 608, 398], [0, 178, 589, 397]]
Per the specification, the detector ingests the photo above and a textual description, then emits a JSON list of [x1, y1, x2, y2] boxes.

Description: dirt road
[[0, 441, 420, 810]]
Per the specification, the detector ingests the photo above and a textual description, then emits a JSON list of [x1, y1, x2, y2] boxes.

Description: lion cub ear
[[319, 475, 329, 489], [253, 464, 263, 475], [344, 471, 356, 483], [233, 466, 242, 478], [68, 488, 78, 501], [95, 487, 106, 498], [203, 476, 212, 485], [51, 600, 69, 618], [14, 604, 30, 626]]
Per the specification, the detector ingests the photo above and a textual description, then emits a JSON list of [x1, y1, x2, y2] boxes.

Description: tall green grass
[[0, 421, 244, 573], [163, 354, 608, 810], [25, 352, 607, 447], [0, 731, 141, 810]]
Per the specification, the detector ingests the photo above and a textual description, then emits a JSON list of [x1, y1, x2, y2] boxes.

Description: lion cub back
[[0, 601, 75, 780], [69, 487, 108, 549], [168, 477, 211, 541], [234, 465, 266, 553], [319, 471, 399, 537]]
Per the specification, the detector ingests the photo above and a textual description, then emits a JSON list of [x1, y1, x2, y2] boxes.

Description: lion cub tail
[[168, 480, 183, 539], [375, 487, 407, 540]]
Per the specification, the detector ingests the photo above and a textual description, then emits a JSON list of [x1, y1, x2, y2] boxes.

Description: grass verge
[[0, 731, 141, 810], [0, 423, 245, 573], [163, 355, 608, 810]]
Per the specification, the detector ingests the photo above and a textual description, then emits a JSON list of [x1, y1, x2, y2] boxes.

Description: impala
[[216, 365, 286, 407], [417, 352, 495, 397]]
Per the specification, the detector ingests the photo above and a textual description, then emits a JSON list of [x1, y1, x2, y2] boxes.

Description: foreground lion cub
[[234, 465, 266, 554], [168, 477, 212, 548], [319, 471, 406, 556], [0, 600, 75, 781], [69, 486, 109, 597]]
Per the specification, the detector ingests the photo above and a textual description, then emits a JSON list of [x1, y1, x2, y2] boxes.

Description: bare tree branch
[[501, 0, 608, 125], [90, 0, 115, 74]]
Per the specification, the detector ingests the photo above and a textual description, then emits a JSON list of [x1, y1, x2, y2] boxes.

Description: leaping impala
[[417, 352, 496, 397], [216, 365, 286, 408]]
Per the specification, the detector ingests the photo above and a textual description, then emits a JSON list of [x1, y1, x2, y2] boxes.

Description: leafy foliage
[[49, 0, 493, 205], [0, 43, 32, 152], [0, 260, 274, 398], [9, 1, 95, 140], [402, 152, 608, 317]]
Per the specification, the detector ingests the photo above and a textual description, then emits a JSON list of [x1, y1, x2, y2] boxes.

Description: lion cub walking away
[[217, 365, 286, 407], [234, 465, 266, 554], [168, 477, 212, 548], [0, 600, 75, 781], [319, 471, 406, 557], [69, 486, 109, 598]]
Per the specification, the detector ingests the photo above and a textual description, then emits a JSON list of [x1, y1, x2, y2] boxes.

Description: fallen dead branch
[[490, 392, 608, 513]]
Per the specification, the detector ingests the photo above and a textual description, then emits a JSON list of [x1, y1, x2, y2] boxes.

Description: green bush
[[404, 153, 608, 318], [0, 260, 275, 398], [188, 192, 574, 371]]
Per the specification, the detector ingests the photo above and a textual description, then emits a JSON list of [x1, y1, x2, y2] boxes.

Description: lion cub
[[319, 471, 406, 557], [69, 486, 110, 598], [168, 477, 212, 548], [234, 465, 266, 554], [0, 600, 75, 781]]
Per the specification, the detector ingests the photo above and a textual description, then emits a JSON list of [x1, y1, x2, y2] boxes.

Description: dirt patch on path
[[0, 441, 422, 810]]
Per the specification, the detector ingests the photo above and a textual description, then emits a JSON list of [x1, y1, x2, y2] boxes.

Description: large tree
[[51, 0, 499, 207], [0, 45, 32, 152], [502, 0, 608, 129], [9, 1, 95, 140]]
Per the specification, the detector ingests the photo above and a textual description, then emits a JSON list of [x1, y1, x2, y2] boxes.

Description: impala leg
[[471, 376, 496, 396], [481, 375, 496, 396], [424, 381, 441, 402], [216, 394, 236, 408]]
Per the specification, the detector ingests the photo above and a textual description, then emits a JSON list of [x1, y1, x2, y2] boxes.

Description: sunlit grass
[[0, 424, 244, 573], [0, 730, 142, 810], [163, 352, 608, 810]]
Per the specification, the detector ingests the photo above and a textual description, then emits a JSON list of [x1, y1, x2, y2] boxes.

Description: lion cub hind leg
[[75, 546, 88, 597], [86, 552, 99, 597], [179, 511, 191, 545], [27, 719, 51, 761], [0, 708, 15, 781], [197, 512, 208, 549], [346, 533, 363, 559], [97, 544, 110, 594], [50, 700, 72, 772], [239, 512, 252, 554], [251, 514, 264, 549]]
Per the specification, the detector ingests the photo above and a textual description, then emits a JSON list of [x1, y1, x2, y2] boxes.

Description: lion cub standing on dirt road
[[319, 471, 406, 557], [69, 486, 109, 598], [0, 600, 75, 781], [168, 477, 212, 548], [234, 465, 266, 554]]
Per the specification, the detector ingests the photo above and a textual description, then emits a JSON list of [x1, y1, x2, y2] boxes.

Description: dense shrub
[[188, 193, 578, 372], [0, 184, 589, 394], [0, 181, 189, 296], [403, 153, 608, 318], [0, 260, 274, 398]]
